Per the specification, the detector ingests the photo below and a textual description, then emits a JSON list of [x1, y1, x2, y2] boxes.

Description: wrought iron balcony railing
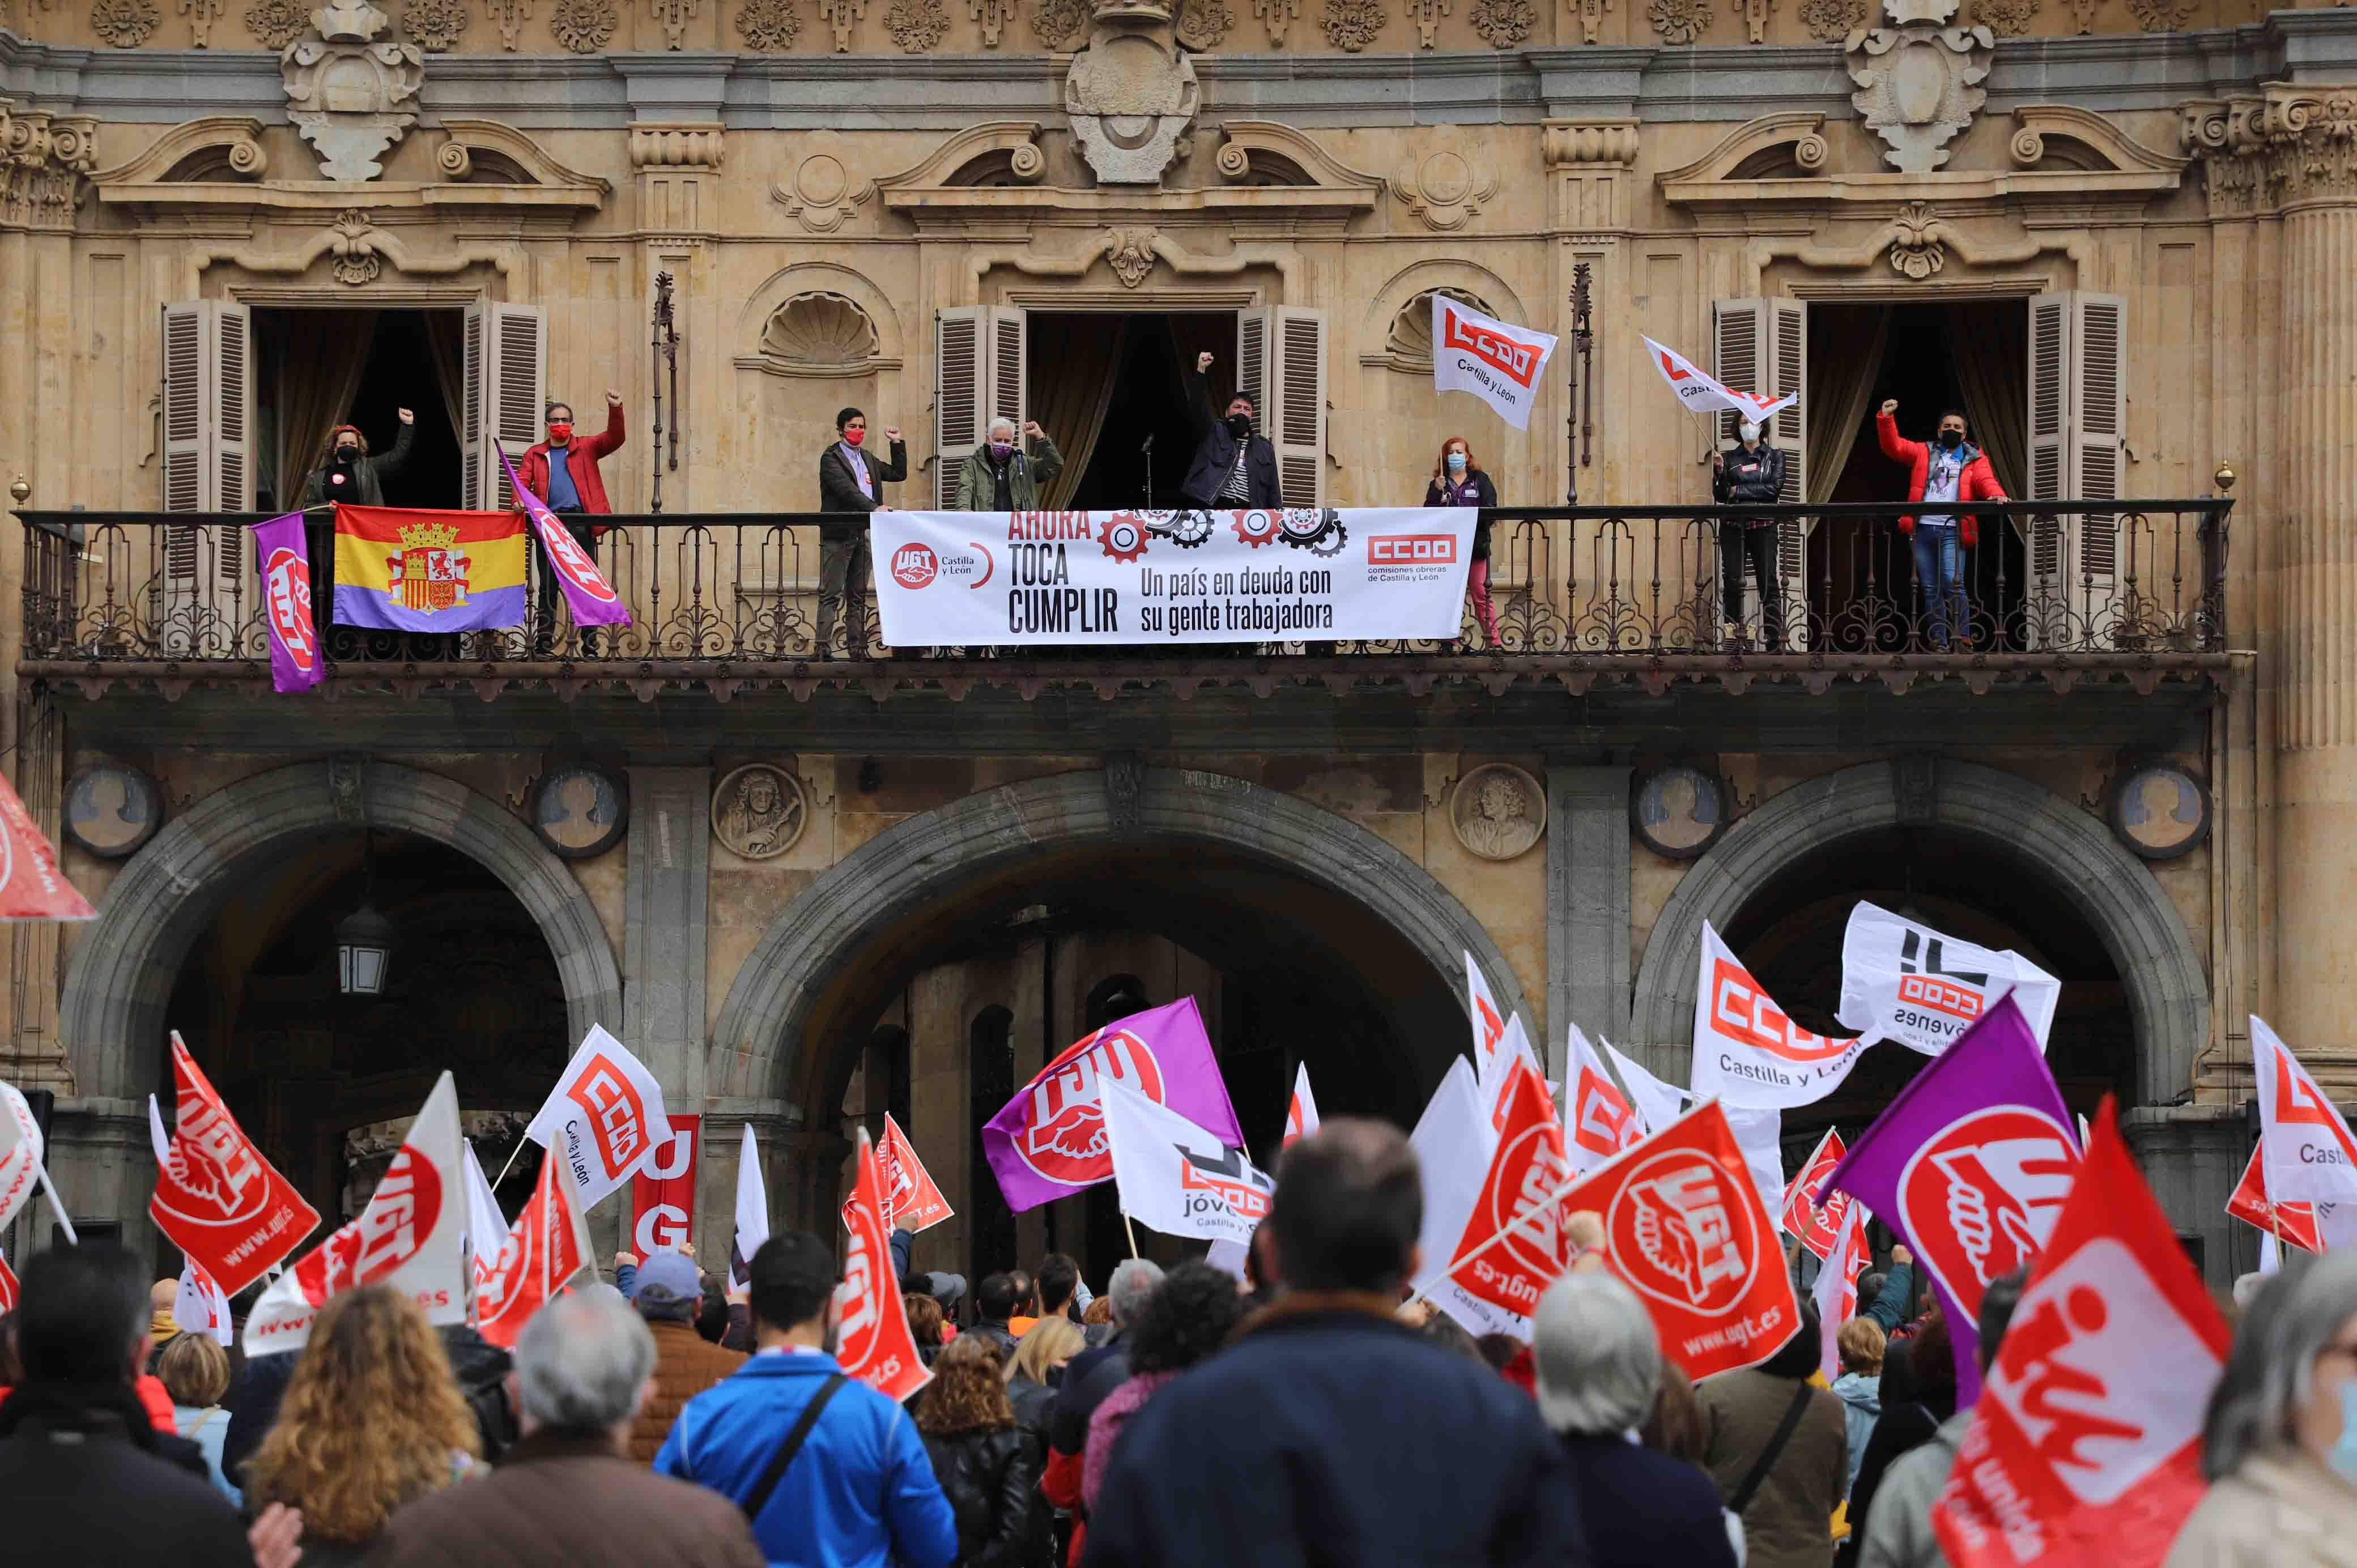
[[16, 500, 2231, 686]]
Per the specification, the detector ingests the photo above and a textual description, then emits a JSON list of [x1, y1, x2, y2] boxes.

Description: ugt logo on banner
[[631, 1115, 700, 1254]]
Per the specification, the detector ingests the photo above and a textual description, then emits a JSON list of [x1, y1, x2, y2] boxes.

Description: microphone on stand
[[1140, 433, 1155, 452]]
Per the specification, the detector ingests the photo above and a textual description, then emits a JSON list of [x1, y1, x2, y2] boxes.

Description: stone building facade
[[0, 0, 2343, 1286]]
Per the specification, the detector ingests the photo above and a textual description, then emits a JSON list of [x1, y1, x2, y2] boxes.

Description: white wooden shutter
[[1235, 311, 1268, 437], [160, 300, 251, 580], [991, 309, 1026, 485], [1266, 306, 1326, 506], [1714, 298, 1810, 648], [463, 301, 547, 509], [934, 306, 1027, 508], [2024, 292, 2123, 647]]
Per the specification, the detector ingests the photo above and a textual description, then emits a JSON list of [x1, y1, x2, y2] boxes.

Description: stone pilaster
[[2185, 86, 2357, 1061], [623, 766, 712, 1104], [1547, 764, 1632, 1065]]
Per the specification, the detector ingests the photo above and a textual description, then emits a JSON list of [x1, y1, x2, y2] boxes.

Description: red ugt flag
[[837, 1126, 933, 1405], [2226, 1141, 2322, 1254], [1446, 1058, 1574, 1319], [151, 1033, 321, 1296], [878, 1114, 955, 1234], [1782, 1127, 1853, 1261], [477, 1137, 594, 1349], [1931, 1099, 2229, 1568]]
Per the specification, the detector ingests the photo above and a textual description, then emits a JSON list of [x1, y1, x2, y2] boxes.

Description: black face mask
[[334, 448, 359, 465], [1938, 429, 1963, 450], [1226, 413, 1252, 438]]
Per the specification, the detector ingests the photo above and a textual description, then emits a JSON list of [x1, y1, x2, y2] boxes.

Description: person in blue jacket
[[657, 1231, 955, 1568]]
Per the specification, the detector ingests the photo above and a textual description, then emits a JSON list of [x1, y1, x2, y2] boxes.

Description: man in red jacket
[[520, 390, 627, 656], [1876, 399, 2006, 651]]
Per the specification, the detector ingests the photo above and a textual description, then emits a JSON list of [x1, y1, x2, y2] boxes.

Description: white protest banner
[[1725, 1103, 1785, 1234], [1284, 1063, 1321, 1149], [1431, 295, 1559, 432], [1836, 902, 2063, 1058], [176, 1258, 234, 1346], [1642, 336, 1798, 424], [463, 1140, 511, 1293], [523, 1025, 674, 1212], [870, 508, 1476, 649], [1604, 1042, 1688, 1137], [2252, 1015, 2357, 1216], [478, 1139, 594, 1350], [245, 1072, 467, 1354], [1692, 922, 1871, 1109], [1564, 1026, 1642, 1175], [1101, 1079, 1274, 1247], [731, 1122, 769, 1290]]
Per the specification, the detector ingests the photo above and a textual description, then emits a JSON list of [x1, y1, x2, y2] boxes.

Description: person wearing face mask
[[1710, 418, 1789, 653], [301, 410, 415, 628], [815, 407, 907, 659], [656, 1232, 955, 1568], [953, 416, 1064, 512], [1876, 399, 2006, 653], [2166, 1252, 2357, 1566], [1424, 437, 1500, 649], [1179, 350, 1281, 509], [520, 391, 628, 657]]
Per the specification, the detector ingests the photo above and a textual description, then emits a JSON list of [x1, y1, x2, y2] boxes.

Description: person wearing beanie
[[624, 1249, 744, 1464]]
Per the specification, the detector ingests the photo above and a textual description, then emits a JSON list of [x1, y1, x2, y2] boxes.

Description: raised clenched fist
[[1880, 399, 1899, 416], [1197, 351, 1214, 373], [606, 389, 623, 408], [397, 407, 415, 425], [882, 425, 903, 442], [1023, 419, 1045, 441]]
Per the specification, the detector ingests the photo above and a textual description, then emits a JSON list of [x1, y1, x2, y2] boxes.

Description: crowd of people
[[4, 1115, 2335, 1567]]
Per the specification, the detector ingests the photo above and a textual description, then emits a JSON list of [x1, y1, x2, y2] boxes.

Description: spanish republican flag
[[331, 505, 527, 632]]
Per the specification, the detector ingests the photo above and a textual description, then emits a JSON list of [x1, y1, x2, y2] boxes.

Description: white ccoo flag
[[1431, 295, 1559, 432], [1643, 335, 1797, 424], [1102, 1079, 1274, 1247], [522, 1025, 674, 1211]]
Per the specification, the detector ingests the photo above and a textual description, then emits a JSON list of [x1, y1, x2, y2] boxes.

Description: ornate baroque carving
[[2122, 0, 2185, 28], [1736, 0, 1768, 39], [818, 0, 862, 48], [735, 0, 798, 43], [773, 131, 878, 231], [246, 0, 305, 40], [1393, 146, 1499, 229], [1384, 286, 1494, 367], [180, 0, 226, 46], [325, 207, 381, 284], [1174, 0, 1230, 44], [1845, 0, 1992, 174], [1105, 227, 1156, 286], [1646, 0, 1707, 42], [1887, 200, 1945, 276], [1540, 118, 1639, 165], [629, 122, 724, 167], [760, 291, 880, 369], [91, 0, 159, 45], [1469, 0, 1529, 45], [970, 0, 1011, 42], [484, 0, 530, 43], [1064, 26, 1200, 184], [884, 0, 945, 46], [649, 0, 696, 45], [1567, 0, 1607, 42], [283, 1, 426, 182], [1253, 0, 1297, 41], [1405, 0, 1445, 46], [1031, 0, 1084, 41], [405, 0, 467, 46], [2181, 87, 2357, 219], [549, 0, 616, 49], [1320, 0, 1382, 48], [1972, 0, 2030, 33], [0, 104, 98, 232], [1794, 0, 1858, 35]]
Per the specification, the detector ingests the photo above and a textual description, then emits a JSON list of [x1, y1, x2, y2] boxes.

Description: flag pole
[[492, 1135, 530, 1188], [1122, 1212, 1141, 1260], [36, 1164, 77, 1246]]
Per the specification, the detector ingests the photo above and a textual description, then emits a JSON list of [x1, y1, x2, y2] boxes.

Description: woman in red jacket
[[1875, 399, 2006, 651]]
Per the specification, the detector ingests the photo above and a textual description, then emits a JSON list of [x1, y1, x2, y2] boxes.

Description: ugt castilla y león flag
[[252, 510, 323, 694], [1101, 1079, 1274, 1247], [1826, 994, 2082, 1407], [245, 1072, 468, 1355], [982, 997, 1243, 1213], [1782, 1127, 1853, 1261], [630, 1114, 701, 1256], [2227, 1140, 2323, 1254], [331, 503, 526, 632], [1642, 335, 1798, 424], [476, 1133, 595, 1349], [1444, 1057, 1576, 1323], [838, 1126, 932, 1405], [1837, 902, 2062, 1059], [522, 1025, 674, 1212], [1431, 295, 1559, 432], [876, 1113, 954, 1233], [149, 1033, 321, 1296], [0, 1083, 47, 1236], [1930, 1100, 2230, 1568], [1813, 1198, 1871, 1382], [1692, 922, 1869, 1110], [1574, 1099, 1801, 1380], [499, 448, 630, 628], [0, 769, 94, 922], [1564, 1025, 1642, 1176]]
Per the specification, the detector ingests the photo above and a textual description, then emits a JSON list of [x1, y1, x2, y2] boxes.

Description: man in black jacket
[[1180, 351, 1280, 509], [814, 406, 907, 659], [1083, 1121, 1585, 1568], [1711, 419, 1788, 651]]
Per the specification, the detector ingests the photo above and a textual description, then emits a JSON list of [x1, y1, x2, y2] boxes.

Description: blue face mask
[[2330, 1380, 2357, 1485], [1446, 452, 1467, 474]]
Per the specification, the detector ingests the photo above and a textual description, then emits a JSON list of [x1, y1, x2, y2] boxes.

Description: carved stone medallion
[[736, 0, 799, 42], [1795, 0, 1860, 35], [1031, 0, 1086, 42], [246, 0, 307, 41], [91, 0, 160, 45], [1175, 0, 1231, 45], [63, 764, 164, 859], [1645, 0, 1708, 42], [532, 764, 628, 859], [1320, 0, 1382, 48], [1468, 0, 1530, 46], [1450, 764, 1547, 862], [406, 0, 468, 46], [548, 0, 617, 48], [1845, 0, 1992, 173], [712, 764, 810, 860], [884, 0, 947, 48]]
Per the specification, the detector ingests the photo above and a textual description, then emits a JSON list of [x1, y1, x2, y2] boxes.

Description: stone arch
[[735, 261, 907, 367], [708, 768, 1528, 1121], [59, 759, 623, 1103], [1360, 257, 1531, 360], [1626, 759, 2207, 1106]]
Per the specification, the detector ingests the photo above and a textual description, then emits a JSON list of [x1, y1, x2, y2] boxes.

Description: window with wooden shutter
[[2024, 291, 2125, 646], [1254, 306, 1326, 506], [1714, 298, 1810, 648], [159, 300, 252, 581], [932, 306, 1026, 508], [1234, 312, 1267, 433], [461, 301, 547, 509]]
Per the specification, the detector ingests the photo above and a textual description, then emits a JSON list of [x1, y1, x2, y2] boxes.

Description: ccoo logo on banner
[[1837, 903, 2063, 1059], [1691, 922, 1870, 1109]]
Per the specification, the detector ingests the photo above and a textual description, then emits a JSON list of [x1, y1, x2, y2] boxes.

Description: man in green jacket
[[953, 417, 1062, 512]]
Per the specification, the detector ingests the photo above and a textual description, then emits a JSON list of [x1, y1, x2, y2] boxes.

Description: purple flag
[[1823, 994, 2082, 1406], [499, 448, 631, 629], [251, 510, 322, 694], [983, 997, 1244, 1213]]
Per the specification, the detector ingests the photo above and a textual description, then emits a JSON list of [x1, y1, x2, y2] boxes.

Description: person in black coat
[[917, 1334, 1049, 1568], [1711, 420, 1789, 651], [1424, 435, 1501, 649], [1082, 1120, 1584, 1568], [813, 406, 907, 659], [1836, 1308, 1956, 1568], [1178, 351, 1280, 509]]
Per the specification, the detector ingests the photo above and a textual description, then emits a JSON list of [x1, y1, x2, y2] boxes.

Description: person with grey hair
[[1049, 1258, 1164, 1456], [1533, 1273, 1738, 1568], [2165, 1252, 2357, 1565], [371, 1290, 764, 1568], [954, 415, 1063, 512]]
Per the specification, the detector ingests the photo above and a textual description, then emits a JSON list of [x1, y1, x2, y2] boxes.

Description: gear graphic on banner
[[1097, 513, 1151, 565], [1231, 510, 1282, 549]]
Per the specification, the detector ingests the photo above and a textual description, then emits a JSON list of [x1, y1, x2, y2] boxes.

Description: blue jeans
[[1911, 522, 1969, 649]]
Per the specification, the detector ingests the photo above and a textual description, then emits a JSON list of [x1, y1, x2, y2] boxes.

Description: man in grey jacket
[[1858, 1270, 2027, 1568]]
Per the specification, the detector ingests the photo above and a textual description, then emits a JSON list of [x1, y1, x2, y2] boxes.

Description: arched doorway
[[709, 768, 1528, 1284]]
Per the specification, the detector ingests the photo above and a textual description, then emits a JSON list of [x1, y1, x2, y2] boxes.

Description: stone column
[[623, 766, 712, 1103], [1547, 764, 1632, 1067], [2188, 88, 2357, 1066]]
